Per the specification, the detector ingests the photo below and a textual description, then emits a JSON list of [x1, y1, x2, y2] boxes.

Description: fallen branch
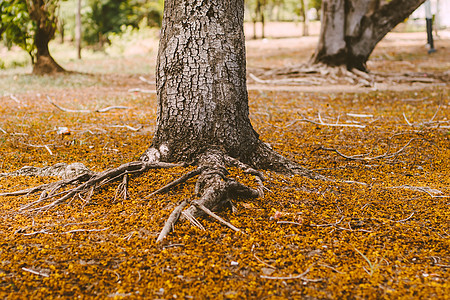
[[10, 94, 28, 107], [249, 73, 323, 85], [128, 88, 157, 94], [47, 96, 129, 113], [157, 200, 188, 243], [107, 125, 143, 131], [283, 112, 366, 129], [95, 106, 129, 113], [139, 76, 156, 85], [19, 141, 54, 156], [191, 201, 241, 232], [389, 185, 449, 198], [22, 267, 49, 277], [317, 136, 432, 161], [23, 227, 110, 236], [394, 212, 415, 223]]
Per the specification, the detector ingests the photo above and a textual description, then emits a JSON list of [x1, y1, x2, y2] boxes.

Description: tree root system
[[1, 146, 324, 243], [248, 63, 449, 87]]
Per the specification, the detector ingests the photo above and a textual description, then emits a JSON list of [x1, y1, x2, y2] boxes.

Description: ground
[[0, 25, 449, 299]]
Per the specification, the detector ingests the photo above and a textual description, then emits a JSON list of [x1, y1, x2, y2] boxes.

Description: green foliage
[[0, 0, 35, 60], [309, 0, 322, 14], [82, 0, 163, 46]]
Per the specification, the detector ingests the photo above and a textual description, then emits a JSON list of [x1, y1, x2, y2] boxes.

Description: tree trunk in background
[[33, 22, 65, 74], [58, 19, 65, 43], [260, 0, 265, 39], [75, 0, 82, 59], [312, 0, 426, 71], [141, 0, 281, 170], [27, 0, 65, 74], [300, 0, 309, 36]]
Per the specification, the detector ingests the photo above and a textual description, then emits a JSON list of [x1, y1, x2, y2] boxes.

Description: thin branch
[[107, 125, 143, 131], [19, 141, 54, 155], [139, 76, 156, 85], [249, 73, 323, 85], [317, 137, 430, 161], [285, 112, 366, 129], [182, 211, 206, 231], [388, 185, 448, 198], [145, 167, 205, 198], [403, 113, 413, 126], [22, 267, 49, 277], [128, 88, 157, 94], [157, 200, 188, 243], [47, 96, 90, 113], [10, 94, 27, 107], [191, 201, 241, 232], [95, 106, 129, 113], [346, 113, 373, 118], [394, 212, 415, 223], [252, 245, 277, 269], [47, 96, 130, 113]]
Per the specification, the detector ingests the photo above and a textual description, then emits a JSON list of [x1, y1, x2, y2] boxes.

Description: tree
[[2, 0, 318, 242], [246, 0, 267, 39], [312, 0, 426, 71], [0, 0, 65, 74], [82, 0, 163, 46]]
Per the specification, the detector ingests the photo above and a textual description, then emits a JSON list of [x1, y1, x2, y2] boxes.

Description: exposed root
[[1, 161, 183, 212], [157, 200, 188, 243], [2, 145, 326, 242], [0, 163, 93, 179], [249, 63, 445, 87], [144, 166, 206, 198]]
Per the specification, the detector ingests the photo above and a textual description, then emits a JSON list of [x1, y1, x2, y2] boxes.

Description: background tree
[[0, 0, 65, 74], [312, 0, 426, 71], [82, 0, 163, 46]]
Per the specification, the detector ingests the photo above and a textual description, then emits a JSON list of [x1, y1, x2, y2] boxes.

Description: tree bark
[[142, 0, 259, 163], [312, 0, 426, 71], [141, 0, 298, 173]]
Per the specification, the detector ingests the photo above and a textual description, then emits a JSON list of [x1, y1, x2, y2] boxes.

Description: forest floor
[[0, 29, 449, 299]]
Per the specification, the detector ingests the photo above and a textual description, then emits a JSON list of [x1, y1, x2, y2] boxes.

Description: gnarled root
[[249, 63, 444, 87], [1, 145, 325, 242], [0, 161, 183, 212], [156, 150, 261, 242]]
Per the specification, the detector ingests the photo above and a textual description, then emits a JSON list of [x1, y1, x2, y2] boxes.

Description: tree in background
[[312, 0, 426, 71], [82, 0, 163, 46], [0, 0, 65, 74], [246, 0, 267, 39]]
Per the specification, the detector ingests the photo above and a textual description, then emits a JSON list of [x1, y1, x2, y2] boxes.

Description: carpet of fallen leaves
[[0, 75, 448, 299]]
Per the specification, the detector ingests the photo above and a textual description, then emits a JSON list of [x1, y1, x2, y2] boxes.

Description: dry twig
[[47, 96, 129, 113]]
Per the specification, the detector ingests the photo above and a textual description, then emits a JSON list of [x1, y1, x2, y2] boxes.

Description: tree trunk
[[33, 25, 65, 75], [27, 0, 65, 75], [260, 0, 265, 39], [312, 0, 426, 71], [142, 0, 259, 163], [140, 0, 295, 172], [75, 0, 82, 59], [300, 0, 309, 36]]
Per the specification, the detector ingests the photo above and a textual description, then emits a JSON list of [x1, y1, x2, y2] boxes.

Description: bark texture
[[142, 0, 262, 166], [312, 0, 426, 71]]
